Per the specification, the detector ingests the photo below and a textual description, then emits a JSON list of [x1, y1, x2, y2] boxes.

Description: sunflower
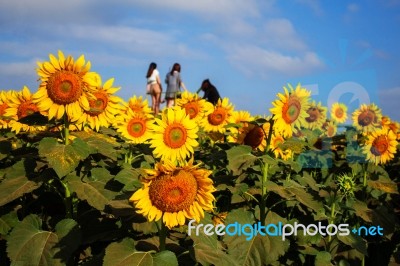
[[116, 110, 154, 144], [149, 106, 199, 162], [176, 91, 214, 123], [227, 110, 253, 143], [270, 83, 311, 138], [126, 95, 152, 116], [33, 50, 98, 122], [337, 174, 356, 197], [5, 86, 46, 134], [271, 133, 294, 160], [129, 159, 216, 228], [381, 116, 400, 140], [76, 77, 124, 131], [257, 121, 272, 152], [322, 120, 337, 138], [304, 101, 327, 130], [352, 103, 382, 132], [0, 90, 15, 129], [200, 98, 234, 133], [330, 102, 348, 124], [362, 127, 398, 165]]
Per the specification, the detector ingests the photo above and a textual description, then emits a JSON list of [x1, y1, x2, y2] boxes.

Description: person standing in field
[[200, 79, 221, 105], [165, 63, 187, 108], [146, 62, 163, 115]]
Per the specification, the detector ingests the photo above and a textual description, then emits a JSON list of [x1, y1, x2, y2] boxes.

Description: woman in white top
[[146, 62, 163, 115]]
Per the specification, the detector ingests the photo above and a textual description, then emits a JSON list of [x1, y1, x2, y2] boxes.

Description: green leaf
[[6, 214, 79, 266], [103, 238, 153, 266], [72, 131, 120, 160], [18, 112, 50, 126], [153, 251, 179, 266], [337, 233, 367, 255], [315, 251, 333, 266], [38, 137, 91, 177], [190, 229, 235, 266], [65, 169, 118, 211], [0, 211, 19, 235], [226, 145, 257, 175], [0, 160, 41, 206], [114, 167, 143, 192]]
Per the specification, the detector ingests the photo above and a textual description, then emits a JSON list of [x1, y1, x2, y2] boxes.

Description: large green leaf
[[38, 137, 92, 178], [72, 131, 120, 160], [103, 238, 178, 266], [0, 160, 41, 206], [6, 215, 80, 266], [114, 166, 143, 192], [226, 145, 257, 175], [0, 211, 19, 235], [65, 168, 118, 211]]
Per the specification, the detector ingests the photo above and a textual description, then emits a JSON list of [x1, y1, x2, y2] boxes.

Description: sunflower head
[[176, 91, 213, 122], [322, 120, 337, 138], [201, 98, 234, 133], [304, 101, 327, 130], [330, 102, 348, 124], [337, 174, 356, 197], [150, 106, 199, 162], [362, 127, 398, 165], [129, 159, 216, 228], [126, 95, 152, 116], [270, 83, 311, 138], [352, 103, 382, 132]]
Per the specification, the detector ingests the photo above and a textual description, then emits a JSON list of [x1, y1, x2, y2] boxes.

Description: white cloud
[[227, 44, 323, 77], [295, 0, 323, 16], [378, 87, 400, 121], [260, 19, 308, 51]]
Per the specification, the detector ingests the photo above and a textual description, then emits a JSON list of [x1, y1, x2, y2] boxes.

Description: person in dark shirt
[[200, 79, 221, 105]]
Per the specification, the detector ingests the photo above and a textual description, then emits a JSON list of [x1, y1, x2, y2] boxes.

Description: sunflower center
[[358, 110, 376, 127], [149, 170, 198, 213], [335, 107, 344, 118], [282, 97, 301, 124], [185, 102, 200, 119], [0, 103, 8, 116], [86, 92, 109, 116], [306, 107, 320, 123], [127, 117, 146, 138], [164, 123, 187, 148], [208, 107, 226, 126], [46, 71, 83, 105], [17, 101, 39, 119], [244, 125, 264, 149], [370, 135, 388, 156]]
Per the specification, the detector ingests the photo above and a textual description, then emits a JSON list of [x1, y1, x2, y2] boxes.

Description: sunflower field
[[0, 51, 399, 266]]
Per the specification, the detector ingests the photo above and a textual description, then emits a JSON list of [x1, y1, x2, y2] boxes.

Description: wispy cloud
[[347, 3, 360, 12], [296, 0, 324, 16], [378, 87, 400, 120]]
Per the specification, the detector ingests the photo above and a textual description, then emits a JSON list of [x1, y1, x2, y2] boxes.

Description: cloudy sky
[[1, 0, 399, 120]]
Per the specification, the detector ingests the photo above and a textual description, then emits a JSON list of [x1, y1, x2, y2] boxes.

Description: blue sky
[[1, 0, 399, 121]]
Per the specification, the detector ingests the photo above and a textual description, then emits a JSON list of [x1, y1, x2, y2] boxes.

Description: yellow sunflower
[[257, 121, 272, 152], [352, 103, 382, 132], [5, 86, 46, 134], [227, 110, 253, 143], [271, 133, 294, 160], [0, 90, 15, 129], [200, 98, 234, 133], [270, 83, 311, 138], [330, 102, 348, 124], [126, 95, 152, 116], [76, 77, 124, 131], [381, 116, 400, 140], [129, 159, 216, 228], [33, 50, 98, 121], [362, 127, 398, 165], [322, 120, 337, 138], [116, 110, 154, 144], [304, 101, 327, 130], [149, 106, 199, 162], [175, 91, 213, 123]]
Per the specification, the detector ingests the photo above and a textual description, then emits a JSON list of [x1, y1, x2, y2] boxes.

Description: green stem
[[159, 220, 167, 251], [328, 201, 336, 242], [63, 114, 70, 145], [61, 181, 73, 219], [260, 162, 269, 226], [363, 167, 367, 187]]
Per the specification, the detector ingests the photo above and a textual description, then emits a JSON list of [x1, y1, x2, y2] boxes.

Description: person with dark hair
[[165, 63, 187, 107], [200, 79, 221, 105], [146, 62, 163, 115]]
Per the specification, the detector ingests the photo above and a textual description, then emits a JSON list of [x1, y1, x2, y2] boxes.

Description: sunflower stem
[[159, 220, 167, 251], [260, 162, 269, 226], [61, 180, 73, 219], [63, 114, 70, 145]]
